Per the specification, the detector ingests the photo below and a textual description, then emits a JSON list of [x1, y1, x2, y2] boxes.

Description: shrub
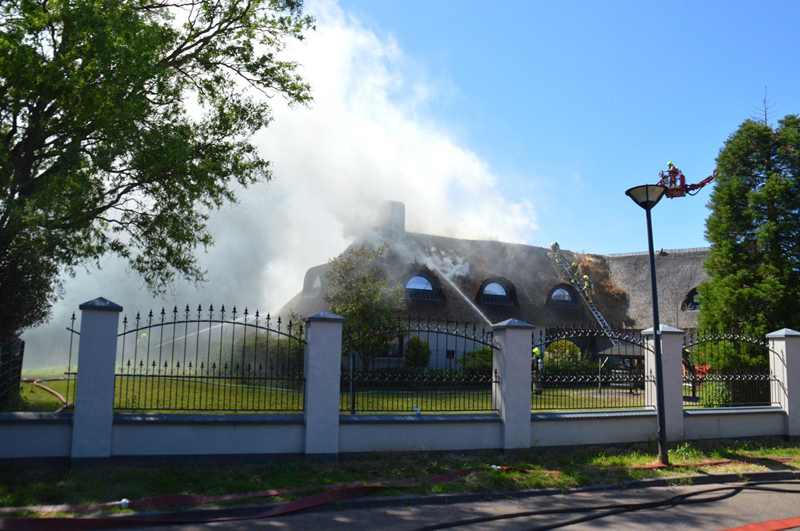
[[544, 340, 583, 373], [461, 348, 493, 372], [700, 380, 732, 408], [404, 336, 432, 368]]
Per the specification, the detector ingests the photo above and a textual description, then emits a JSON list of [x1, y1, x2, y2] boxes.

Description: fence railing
[[532, 326, 653, 411], [0, 339, 25, 409], [340, 318, 498, 414], [115, 306, 305, 413], [682, 330, 780, 408]]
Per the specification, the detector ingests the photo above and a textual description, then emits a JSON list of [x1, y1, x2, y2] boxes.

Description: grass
[[12, 367, 765, 414], [2, 439, 799, 518]]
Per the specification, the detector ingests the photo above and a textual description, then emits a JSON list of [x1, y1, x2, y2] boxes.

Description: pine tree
[[698, 115, 800, 337]]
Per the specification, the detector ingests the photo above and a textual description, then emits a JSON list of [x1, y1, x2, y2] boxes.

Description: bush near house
[[403, 336, 432, 368]]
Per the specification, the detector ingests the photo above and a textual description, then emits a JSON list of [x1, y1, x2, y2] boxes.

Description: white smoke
[[21, 0, 537, 367]]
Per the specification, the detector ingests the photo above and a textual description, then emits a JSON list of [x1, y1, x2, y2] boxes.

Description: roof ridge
[[606, 247, 710, 257]]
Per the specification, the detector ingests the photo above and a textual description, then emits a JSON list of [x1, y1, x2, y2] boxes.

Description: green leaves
[[699, 116, 800, 337], [0, 0, 313, 337]]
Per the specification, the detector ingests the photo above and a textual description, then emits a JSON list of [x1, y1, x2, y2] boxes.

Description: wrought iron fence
[[340, 317, 498, 414], [682, 330, 779, 408], [532, 326, 653, 411], [115, 306, 305, 413]]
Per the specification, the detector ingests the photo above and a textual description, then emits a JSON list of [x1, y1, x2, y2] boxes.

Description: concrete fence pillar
[[642, 324, 685, 442], [71, 297, 123, 461], [492, 319, 535, 451], [766, 328, 800, 438], [303, 311, 345, 459]]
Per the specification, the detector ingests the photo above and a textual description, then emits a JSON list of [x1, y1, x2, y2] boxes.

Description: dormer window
[[479, 280, 513, 305], [548, 285, 578, 308], [681, 288, 701, 311], [406, 275, 438, 300], [302, 265, 327, 298]]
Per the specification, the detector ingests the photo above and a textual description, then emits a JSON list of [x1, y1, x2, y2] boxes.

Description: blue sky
[[335, 0, 800, 254]]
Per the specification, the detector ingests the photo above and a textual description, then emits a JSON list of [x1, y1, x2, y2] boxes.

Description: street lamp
[[625, 184, 669, 465]]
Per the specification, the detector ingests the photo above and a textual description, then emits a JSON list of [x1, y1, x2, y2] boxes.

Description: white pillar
[[304, 311, 344, 459], [766, 328, 800, 438], [642, 325, 685, 442], [492, 319, 534, 451], [71, 297, 123, 461]]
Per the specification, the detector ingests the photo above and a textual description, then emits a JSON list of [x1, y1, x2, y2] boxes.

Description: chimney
[[380, 201, 405, 233]]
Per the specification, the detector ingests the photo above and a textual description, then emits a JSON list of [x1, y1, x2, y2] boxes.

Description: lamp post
[[625, 184, 669, 466]]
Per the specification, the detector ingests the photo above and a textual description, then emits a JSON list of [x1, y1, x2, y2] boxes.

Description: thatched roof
[[280, 228, 709, 331], [606, 248, 710, 330]]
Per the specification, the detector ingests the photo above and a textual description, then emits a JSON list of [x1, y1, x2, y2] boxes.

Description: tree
[[0, 0, 314, 339], [403, 336, 431, 368], [698, 116, 800, 338], [324, 243, 406, 368]]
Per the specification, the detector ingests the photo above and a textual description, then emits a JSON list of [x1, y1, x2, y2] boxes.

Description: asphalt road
[[122, 479, 800, 531]]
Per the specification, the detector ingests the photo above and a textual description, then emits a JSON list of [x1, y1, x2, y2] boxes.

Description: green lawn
[[20, 371, 775, 414], [2, 439, 799, 517]]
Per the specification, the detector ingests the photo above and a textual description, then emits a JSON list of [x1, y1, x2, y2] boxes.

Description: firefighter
[[583, 275, 594, 302], [550, 242, 561, 263], [567, 261, 579, 277], [532, 347, 544, 395]]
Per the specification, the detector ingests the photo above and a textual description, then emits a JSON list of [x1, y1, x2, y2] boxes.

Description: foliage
[[698, 116, 800, 338], [229, 331, 304, 378], [544, 340, 584, 372], [325, 243, 406, 367], [0, 0, 314, 338], [403, 336, 431, 368], [700, 380, 733, 408], [461, 347, 493, 373]]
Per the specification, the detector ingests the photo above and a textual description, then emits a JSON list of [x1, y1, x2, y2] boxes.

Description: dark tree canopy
[[0, 0, 313, 339], [698, 115, 800, 337]]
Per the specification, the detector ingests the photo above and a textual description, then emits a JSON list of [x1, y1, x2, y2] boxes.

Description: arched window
[[482, 282, 507, 296], [479, 280, 513, 305], [302, 266, 325, 298], [551, 288, 571, 300], [681, 288, 701, 311], [406, 275, 438, 300], [406, 276, 433, 291], [548, 285, 578, 308]]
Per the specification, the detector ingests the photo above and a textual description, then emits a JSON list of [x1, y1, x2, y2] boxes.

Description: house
[[281, 202, 710, 337]]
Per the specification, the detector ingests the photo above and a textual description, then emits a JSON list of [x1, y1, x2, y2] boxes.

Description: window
[[406, 276, 433, 291], [482, 282, 507, 296], [548, 285, 577, 308], [406, 275, 438, 300], [303, 273, 322, 298], [479, 280, 513, 305], [551, 288, 571, 301], [682, 288, 701, 311]]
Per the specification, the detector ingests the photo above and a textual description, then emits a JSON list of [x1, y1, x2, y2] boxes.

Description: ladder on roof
[[550, 249, 620, 347]]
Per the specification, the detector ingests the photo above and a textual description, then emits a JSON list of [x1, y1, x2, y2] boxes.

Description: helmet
[[583, 275, 589, 280]]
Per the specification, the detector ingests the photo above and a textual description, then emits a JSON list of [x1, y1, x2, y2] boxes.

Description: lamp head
[[626, 184, 668, 211]]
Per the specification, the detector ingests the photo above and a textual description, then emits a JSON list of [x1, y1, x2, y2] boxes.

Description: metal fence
[[0, 339, 25, 408], [682, 330, 779, 408], [115, 306, 305, 413], [532, 326, 653, 411], [340, 318, 498, 414]]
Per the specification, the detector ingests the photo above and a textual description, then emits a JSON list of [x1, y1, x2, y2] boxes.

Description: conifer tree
[[698, 115, 800, 337]]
